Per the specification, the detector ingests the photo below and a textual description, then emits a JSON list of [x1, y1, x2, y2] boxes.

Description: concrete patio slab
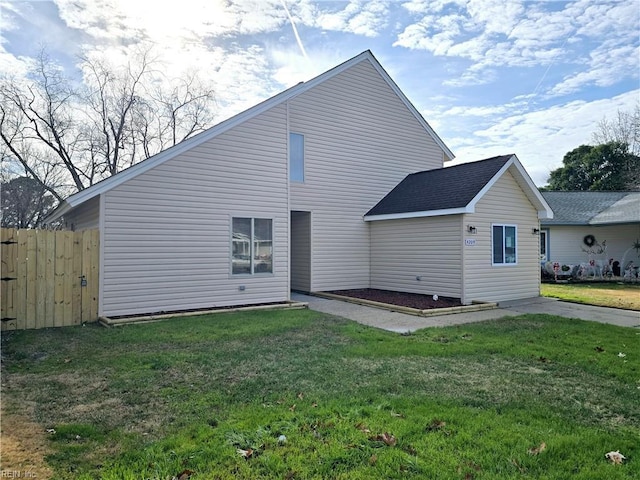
[[292, 293, 640, 332]]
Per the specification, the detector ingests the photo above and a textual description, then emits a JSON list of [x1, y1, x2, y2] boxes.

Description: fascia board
[[364, 207, 470, 222]]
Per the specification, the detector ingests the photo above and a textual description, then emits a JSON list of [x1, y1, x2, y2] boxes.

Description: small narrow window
[[492, 224, 517, 265], [290, 133, 304, 182], [232, 217, 273, 275], [540, 230, 548, 261]]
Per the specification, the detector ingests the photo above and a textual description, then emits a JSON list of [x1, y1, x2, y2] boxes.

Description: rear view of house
[[46, 51, 551, 320]]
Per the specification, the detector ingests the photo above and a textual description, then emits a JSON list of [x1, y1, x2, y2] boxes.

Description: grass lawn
[[541, 282, 640, 310], [1, 310, 639, 479]]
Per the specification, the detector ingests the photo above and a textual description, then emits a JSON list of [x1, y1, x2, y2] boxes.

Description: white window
[[492, 224, 517, 265], [290, 133, 304, 182], [232, 218, 273, 274]]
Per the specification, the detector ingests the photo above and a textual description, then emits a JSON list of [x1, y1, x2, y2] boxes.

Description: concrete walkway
[[291, 293, 640, 333]]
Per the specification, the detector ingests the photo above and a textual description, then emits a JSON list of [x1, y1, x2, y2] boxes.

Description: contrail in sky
[[280, 0, 308, 59]]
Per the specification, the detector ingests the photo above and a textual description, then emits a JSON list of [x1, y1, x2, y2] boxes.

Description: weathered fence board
[[1, 228, 99, 330]]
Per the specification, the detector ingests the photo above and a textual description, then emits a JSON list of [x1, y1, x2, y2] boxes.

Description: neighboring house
[[45, 50, 552, 318], [540, 192, 640, 274]]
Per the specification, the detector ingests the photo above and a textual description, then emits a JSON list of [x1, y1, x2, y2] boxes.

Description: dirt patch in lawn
[[327, 289, 462, 310], [0, 403, 53, 479]]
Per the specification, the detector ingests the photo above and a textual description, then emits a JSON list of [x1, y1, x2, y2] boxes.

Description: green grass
[[2, 309, 639, 479], [541, 282, 640, 310]]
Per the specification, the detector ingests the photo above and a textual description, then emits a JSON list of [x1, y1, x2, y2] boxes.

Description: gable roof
[[364, 154, 553, 221], [44, 50, 454, 224], [541, 191, 640, 225]]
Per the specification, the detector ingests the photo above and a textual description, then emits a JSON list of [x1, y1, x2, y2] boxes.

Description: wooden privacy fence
[[1, 228, 99, 330]]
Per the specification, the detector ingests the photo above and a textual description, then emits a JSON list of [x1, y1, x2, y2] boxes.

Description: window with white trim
[[290, 133, 304, 182], [232, 217, 273, 274], [492, 224, 517, 265]]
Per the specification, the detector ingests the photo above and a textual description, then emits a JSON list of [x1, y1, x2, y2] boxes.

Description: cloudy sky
[[1, 0, 638, 185]]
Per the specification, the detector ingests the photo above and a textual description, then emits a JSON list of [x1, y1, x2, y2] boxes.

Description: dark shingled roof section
[[541, 191, 634, 225], [366, 155, 513, 217]]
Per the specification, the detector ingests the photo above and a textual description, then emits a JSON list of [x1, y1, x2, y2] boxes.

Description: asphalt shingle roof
[[541, 191, 640, 225], [366, 155, 513, 217]]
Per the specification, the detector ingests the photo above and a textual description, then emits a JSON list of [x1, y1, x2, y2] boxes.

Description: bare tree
[[0, 47, 216, 212], [0, 51, 83, 201], [591, 104, 640, 190], [151, 72, 219, 148], [592, 104, 640, 155]]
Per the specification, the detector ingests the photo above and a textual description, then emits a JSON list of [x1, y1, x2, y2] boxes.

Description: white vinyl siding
[[370, 216, 462, 299], [462, 169, 540, 304], [100, 104, 289, 317], [543, 224, 640, 267], [64, 196, 100, 230], [288, 60, 445, 292]]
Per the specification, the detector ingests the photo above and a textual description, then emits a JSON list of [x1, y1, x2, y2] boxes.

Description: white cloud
[[447, 90, 640, 185], [443, 64, 497, 87], [0, 2, 32, 77], [549, 42, 640, 97], [315, 0, 389, 37], [395, 0, 639, 95], [269, 47, 342, 87]]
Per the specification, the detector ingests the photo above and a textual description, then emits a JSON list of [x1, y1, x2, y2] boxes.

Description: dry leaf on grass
[[511, 459, 526, 474], [605, 450, 626, 464], [369, 432, 397, 446], [426, 419, 446, 431], [356, 422, 371, 433], [237, 448, 253, 458], [369, 454, 378, 465], [528, 442, 546, 455], [174, 469, 194, 480]]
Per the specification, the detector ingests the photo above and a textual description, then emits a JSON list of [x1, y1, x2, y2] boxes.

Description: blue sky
[[1, 0, 638, 186]]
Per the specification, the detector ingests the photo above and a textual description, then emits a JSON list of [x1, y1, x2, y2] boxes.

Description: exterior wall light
[[467, 225, 477, 234]]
